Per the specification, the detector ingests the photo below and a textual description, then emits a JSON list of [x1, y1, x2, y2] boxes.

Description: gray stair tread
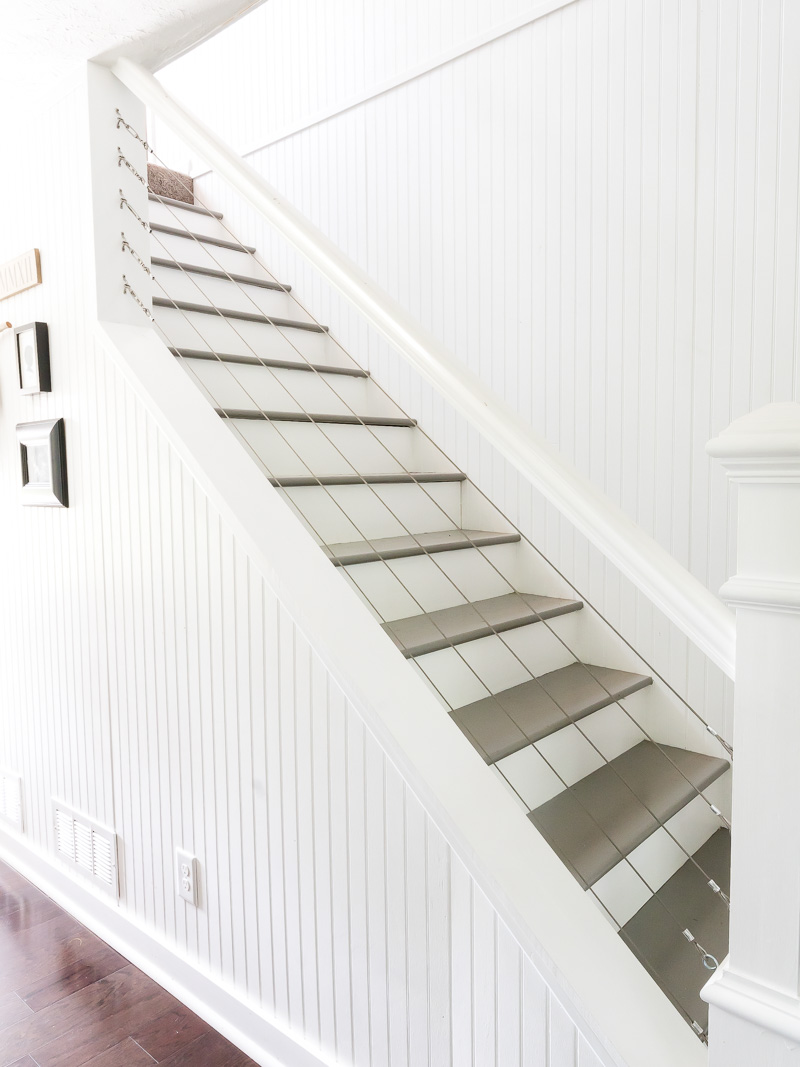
[[325, 529, 520, 567], [148, 193, 223, 218], [154, 296, 327, 331], [271, 472, 465, 487], [170, 347, 367, 377], [150, 222, 256, 253], [216, 409, 415, 427], [620, 829, 731, 1033], [453, 662, 650, 764], [528, 741, 730, 889], [384, 592, 583, 660], [152, 257, 291, 291]]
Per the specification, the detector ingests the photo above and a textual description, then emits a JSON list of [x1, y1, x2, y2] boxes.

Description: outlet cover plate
[[176, 849, 198, 907]]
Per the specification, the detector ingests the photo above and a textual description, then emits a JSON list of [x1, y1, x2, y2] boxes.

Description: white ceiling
[[0, 0, 262, 127]]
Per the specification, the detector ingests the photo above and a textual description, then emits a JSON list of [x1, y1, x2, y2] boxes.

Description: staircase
[[145, 188, 732, 1040]]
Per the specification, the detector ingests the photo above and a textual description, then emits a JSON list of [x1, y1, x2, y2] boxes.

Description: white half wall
[[152, 0, 800, 740], [0, 71, 619, 1067]]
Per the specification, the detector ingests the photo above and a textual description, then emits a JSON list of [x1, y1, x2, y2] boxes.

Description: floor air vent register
[[52, 799, 119, 898]]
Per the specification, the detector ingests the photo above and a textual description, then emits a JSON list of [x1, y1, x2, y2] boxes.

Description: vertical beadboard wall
[[153, 0, 800, 739], [0, 77, 609, 1067]]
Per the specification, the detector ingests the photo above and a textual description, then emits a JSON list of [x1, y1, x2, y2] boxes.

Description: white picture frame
[[16, 418, 69, 507]]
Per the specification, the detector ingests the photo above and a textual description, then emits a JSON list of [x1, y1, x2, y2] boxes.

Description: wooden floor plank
[[0, 861, 258, 1067], [128, 1006, 210, 1060], [0, 929, 110, 999], [81, 1037, 157, 1066], [0, 860, 34, 892], [0, 992, 32, 1029], [156, 1031, 256, 1066], [0, 895, 63, 933], [0, 913, 88, 980], [16, 940, 128, 1012], [25, 969, 178, 1067], [0, 883, 49, 912], [0, 965, 157, 1065]]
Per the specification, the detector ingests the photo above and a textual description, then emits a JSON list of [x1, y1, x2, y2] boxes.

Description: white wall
[[0, 72, 612, 1067], [153, 0, 800, 740]]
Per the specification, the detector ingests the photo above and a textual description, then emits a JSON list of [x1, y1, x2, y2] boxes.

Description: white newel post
[[704, 402, 800, 1063]]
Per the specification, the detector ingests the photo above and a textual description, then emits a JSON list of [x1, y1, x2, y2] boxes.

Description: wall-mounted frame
[[0, 249, 41, 302], [16, 418, 68, 508], [14, 322, 51, 394]]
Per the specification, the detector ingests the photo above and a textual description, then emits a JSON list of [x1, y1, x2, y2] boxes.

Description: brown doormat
[[148, 163, 193, 204]]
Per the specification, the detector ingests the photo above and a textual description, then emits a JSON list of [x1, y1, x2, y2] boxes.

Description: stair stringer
[[96, 316, 706, 1067]]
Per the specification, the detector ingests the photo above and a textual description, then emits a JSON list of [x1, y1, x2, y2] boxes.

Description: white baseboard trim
[[0, 830, 332, 1067]]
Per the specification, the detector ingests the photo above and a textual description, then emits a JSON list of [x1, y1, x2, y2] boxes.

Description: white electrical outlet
[[176, 849, 198, 906]]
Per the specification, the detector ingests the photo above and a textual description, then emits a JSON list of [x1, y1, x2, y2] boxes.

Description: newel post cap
[[707, 402, 800, 470]]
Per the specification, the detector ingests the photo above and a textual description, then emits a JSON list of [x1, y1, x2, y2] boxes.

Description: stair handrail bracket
[[110, 55, 736, 682], [703, 402, 800, 1066]]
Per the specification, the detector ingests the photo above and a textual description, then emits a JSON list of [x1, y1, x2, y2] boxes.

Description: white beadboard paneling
[[159, 0, 800, 741], [0, 74, 620, 1067], [150, 0, 579, 173]]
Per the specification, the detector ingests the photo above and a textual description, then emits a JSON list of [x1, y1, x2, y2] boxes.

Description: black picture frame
[[14, 321, 51, 394], [16, 418, 69, 508]]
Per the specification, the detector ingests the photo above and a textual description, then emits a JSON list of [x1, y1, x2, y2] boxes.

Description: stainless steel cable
[[116, 131, 733, 902], [122, 137, 733, 754], [137, 268, 731, 938], [129, 150, 734, 840], [115, 115, 732, 997]]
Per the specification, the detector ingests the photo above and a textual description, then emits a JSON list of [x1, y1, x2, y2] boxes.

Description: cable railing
[[125, 131, 730, 832], [111, 107, 733, 1039], [112, 56, 737, 683]]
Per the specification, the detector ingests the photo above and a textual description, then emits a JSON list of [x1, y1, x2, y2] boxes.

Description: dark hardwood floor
[[0, 859, 259, 1067]]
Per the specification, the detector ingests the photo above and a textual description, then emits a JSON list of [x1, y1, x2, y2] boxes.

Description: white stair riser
[[153, 306, 333, 363], [180, 355, 401, 419], [530, 585, 731, 766], [228, 420, 445, 479], [458, 480, 523, 533], [280, 481, 463, 546], [149, 229, 265, 276], [409, 609, 584, 710], [151, 264, 304, 321], [338, 541, 521, 621], [149, 200, 236, 241], [590, 770, 732, 928], [491, 688, 651, 810]]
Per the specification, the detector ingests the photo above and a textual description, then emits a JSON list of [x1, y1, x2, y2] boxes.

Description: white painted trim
[[706, 403, 800, 462], [188, 0, 579, 176], [110, 56, 736, 681], [720, 576, 800, 613], [0, 829, 332, 1067], [703, 965, 800, 1047], [707, 404, 800, 479]]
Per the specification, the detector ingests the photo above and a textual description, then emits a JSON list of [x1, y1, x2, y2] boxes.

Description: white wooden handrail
[[112, 55, 736, 681]]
